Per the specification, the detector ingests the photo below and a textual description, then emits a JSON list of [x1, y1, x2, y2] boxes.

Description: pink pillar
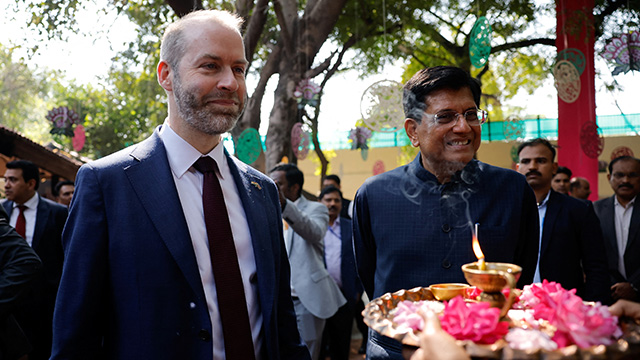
[[556, 0, 599, 201]]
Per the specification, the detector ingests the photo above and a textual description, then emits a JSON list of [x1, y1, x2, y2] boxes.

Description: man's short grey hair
[[160, 10, 244, 70]]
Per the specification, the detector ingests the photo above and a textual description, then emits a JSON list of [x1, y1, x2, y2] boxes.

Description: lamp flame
[[472, 233, 484, 260], [472, 224, 486, 270]]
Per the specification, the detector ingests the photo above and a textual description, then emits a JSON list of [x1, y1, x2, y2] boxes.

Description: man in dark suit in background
[[51, 10, 309, 360], [516, 138, 610, 303], [570, 177, 591, 201], [2, 160, 67, 360], [353, 66, 539, 360], [322, 175, 352, 219], [594, 156, 640, 302], [551, 166, 572, 195], [53, 181, 75, 207], [318, 186, 362, 360]]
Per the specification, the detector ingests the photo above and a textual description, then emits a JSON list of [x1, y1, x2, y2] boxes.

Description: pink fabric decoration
[[439, 296, 509, 344], [521, 280, 622, 348], [73, 124, 86, 151]]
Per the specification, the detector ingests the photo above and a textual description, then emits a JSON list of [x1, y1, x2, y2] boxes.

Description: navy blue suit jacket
[[2, 196, 66, 360], [336, 217, 362, 309], [50, 129, 309, 360], [539, 191, 610, 303]]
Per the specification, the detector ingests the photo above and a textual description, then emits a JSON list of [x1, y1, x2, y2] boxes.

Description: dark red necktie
[[193, 157, 256, 360], [15, 205, 26, 239]]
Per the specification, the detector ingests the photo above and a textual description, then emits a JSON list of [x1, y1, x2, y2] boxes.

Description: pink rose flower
[[439, 296, 509, 344], [521, 280, 622, 348]]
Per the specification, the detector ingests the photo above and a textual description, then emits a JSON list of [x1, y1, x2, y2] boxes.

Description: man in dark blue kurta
[[353, 66, 539, 360]]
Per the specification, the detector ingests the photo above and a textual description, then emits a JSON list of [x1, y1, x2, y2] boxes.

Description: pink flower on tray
[[521, 280, 622, 348], [465, 286, 482, 300], [439, 296, 509, 344]]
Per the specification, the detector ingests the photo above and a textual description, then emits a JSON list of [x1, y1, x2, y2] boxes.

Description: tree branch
[[491, 37, 556, 53], [242, 0, 269, 65], [272, 0, 295, 55]]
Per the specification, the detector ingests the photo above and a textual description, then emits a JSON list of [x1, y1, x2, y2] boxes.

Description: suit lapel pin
[[251, 181, 262, 190]]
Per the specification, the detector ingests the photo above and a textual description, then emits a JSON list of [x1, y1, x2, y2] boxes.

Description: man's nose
[[218, 67, 239, 92], [451, 114, 472, 132]]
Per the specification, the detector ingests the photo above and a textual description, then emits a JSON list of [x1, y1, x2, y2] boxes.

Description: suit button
[[442, 224, 451, 233], [198, 329, 211, 342], [442, 259, 451, 269]]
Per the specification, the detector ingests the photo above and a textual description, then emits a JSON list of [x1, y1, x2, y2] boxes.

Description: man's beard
[[173, 72, 244, 135]]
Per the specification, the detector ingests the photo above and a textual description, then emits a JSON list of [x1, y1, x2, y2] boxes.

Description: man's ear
[[157, 60, 173, 91], [26, 178, 37, 191], [404, 118, 420, 147], [552, 162, 558, 175]]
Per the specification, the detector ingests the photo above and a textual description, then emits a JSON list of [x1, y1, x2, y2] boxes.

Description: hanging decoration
[[553, 60, 581, 103], [510, 145, 520, 164], [503, 116, 525, 140], [360, 80, 403, 133], [291, 123, 311, 160], [469, 16, 492, 68], [349, 126, 373, 161], [235, 128, 263, 165], [372, 160, 385, 176], [579, 122, 604, 159], [72, 124, 86, 152], [610, 146, 634, 160], [293, 78, 321, 108], [556, 48, 586, 75], [47, 106, 81, 137], [602, 30, 640, 75]]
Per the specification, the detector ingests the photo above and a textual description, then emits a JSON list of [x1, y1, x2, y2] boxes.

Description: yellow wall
[[297, 135, 640, 201]]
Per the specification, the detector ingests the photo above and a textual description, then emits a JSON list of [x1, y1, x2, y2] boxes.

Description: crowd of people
[[0, 8, 638, 360]]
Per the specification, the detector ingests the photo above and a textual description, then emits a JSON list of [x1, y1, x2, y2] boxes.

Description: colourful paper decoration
[[360, 80, 403, 133], [556, 48, 586, 75], [510, 145, 520, 164], [553, 60, 581, 103], [291, 123, 311, 160], [46, 106, 81, 137], [293, 78, 321, 108], [602, 30, 640, 75], [373, 160, 385, 175], [503, 117, 525, 140], [469, 16, 492, 68], [361, 148, 369, 161], [72, 124, 86, 151], [610, 146, 634, 160], [349, 126, 372, 151], [579, 122, 604, 159], [235, 128, 263, 164]]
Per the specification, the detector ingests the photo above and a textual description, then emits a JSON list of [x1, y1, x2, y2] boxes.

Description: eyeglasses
[[611, 172, 639, 180], [425, 109, 488, 127]]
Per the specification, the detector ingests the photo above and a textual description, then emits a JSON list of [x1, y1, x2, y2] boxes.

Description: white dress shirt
[[9, 193, 39, 246], [614, 195, 635, 278], [533, 191, 550, 283], [159, 123, 262, 360]]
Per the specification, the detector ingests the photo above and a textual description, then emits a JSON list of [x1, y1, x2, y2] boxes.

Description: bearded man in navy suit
[[51, 10, 309, 360]]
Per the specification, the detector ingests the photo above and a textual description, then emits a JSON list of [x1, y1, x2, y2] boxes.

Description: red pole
[[556, 0, 599, 201]]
